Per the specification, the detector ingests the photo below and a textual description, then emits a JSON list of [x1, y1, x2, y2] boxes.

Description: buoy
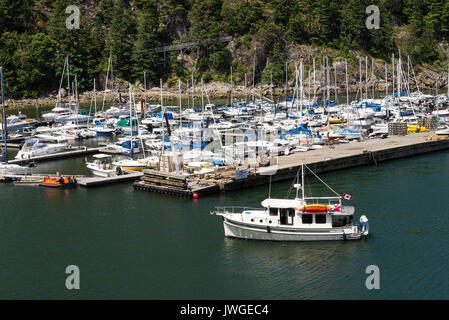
[[193, 193, 199, 199]]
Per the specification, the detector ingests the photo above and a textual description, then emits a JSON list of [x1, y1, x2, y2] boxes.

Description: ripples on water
[[0, 151, 448, 299]]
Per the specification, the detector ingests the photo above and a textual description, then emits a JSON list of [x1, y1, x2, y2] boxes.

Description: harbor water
[[0, 147, 448, 299]]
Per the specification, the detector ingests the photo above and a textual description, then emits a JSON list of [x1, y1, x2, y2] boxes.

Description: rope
[[304, 164, 341, 197]]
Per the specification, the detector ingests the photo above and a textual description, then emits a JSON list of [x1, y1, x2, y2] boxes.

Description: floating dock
[[133, 169, 221, 197], [134, 132, 449, 197], [8, 147, 103, 165], [77, 171, 144, 187], [0, 174, 85, 185]]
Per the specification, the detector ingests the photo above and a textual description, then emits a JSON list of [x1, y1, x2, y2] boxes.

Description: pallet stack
[[133, 169, 220, 197], [388, 122, 408, 136], [139, 169, 188, 190]]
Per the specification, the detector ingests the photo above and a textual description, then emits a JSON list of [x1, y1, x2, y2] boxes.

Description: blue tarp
[[190, 141, 206, 149], [284, 128, 299, 134], [157, 112, 174, 119]]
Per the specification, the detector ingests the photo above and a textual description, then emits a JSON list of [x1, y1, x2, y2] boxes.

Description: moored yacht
[[15, 138, 72, 160], [211, 164, 369, 241]]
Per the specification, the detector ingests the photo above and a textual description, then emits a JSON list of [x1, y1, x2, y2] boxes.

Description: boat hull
[[119, 166, 145, 172], [39, 182, 76, 189], [223, 219, 361, 241]]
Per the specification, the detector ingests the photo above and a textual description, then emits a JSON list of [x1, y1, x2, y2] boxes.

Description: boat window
[[302, 214, 313, 224], [315, 214, 326, 224], [279, 209, 293, 225], [332, 216, 349, 227], [269, 208, 278, 216]]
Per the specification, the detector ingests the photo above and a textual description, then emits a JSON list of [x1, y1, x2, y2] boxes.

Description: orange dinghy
[[40, 176, 77, 189], [298, 204, 333, 213]]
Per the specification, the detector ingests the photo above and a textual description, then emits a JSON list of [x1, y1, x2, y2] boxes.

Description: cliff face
[[1, 0, 449, 102]]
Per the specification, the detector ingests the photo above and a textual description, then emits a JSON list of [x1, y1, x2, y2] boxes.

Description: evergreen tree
[[109, 0, 136, 80], [132, 0, 163, 83]]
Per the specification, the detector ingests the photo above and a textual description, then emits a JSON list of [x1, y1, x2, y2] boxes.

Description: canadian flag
[[342, 193, 353, 200]]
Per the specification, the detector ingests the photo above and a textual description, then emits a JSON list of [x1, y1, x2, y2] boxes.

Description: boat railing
[[212, 206, 263, 215]]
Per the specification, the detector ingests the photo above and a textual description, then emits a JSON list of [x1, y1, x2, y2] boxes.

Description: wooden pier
[[133, 169, 221, 197], [8, 147, 103, 165]]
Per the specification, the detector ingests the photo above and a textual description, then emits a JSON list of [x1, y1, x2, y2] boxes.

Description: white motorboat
[[211, 164, 369, 241], [86, 154, 116, 177], [15, 138, 72, 160], [0, 115, 37, 132], [436, 126, 449, 135], [0, 163, 33, 175], [113, 158, 146, 172]]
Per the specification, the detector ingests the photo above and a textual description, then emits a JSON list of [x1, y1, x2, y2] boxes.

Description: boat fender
[[266, 226, 271, 233]]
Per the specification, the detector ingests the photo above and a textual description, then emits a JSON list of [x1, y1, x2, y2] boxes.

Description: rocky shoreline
[[5, 67, 448, 109]]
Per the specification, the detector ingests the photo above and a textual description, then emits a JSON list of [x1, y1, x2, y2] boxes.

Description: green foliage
[[0, 0, 448, 98]]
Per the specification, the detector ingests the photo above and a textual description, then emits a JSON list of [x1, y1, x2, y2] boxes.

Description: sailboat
[[211, 164, 369, 241], [0, 67, 33, 175]]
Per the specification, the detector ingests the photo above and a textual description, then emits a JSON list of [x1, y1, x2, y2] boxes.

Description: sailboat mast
[[345, 59, 349, 105], [359, 57, 362, 102], [178, 79, 182, 125], [334, 65, 338, 103], [392, 53, 395, 96], [313, 57, 316, 101], [67, 56, 71, 107], [252, 54, 256, 102], [365, 56, 368, 100], [1, 67, 7, 162], [301, 164, 305, 200], [93, 78, 96, 121]]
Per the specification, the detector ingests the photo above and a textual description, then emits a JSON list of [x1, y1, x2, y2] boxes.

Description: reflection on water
[[0, 144, 448, 299]]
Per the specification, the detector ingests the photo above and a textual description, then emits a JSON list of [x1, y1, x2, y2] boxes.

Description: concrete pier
[[229, 133, 449, 190], [134, 132, 449, 197]]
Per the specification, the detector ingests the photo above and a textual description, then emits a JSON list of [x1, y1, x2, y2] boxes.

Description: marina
[[2, 1, 449, 301]]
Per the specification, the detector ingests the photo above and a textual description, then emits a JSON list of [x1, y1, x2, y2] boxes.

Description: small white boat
[[112, 158, 146, 172], [86, 154, 116, 177], [0, 163, 33, 175], [211, 164, 369, 241], [436, 126, 449, 135]]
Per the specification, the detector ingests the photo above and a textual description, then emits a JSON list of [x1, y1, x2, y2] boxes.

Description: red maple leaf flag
[[342, 193, 353, 200]]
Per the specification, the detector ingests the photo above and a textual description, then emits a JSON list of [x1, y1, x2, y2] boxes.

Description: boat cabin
[[92, 154, 114, 170], [258, 198, 355, 229]]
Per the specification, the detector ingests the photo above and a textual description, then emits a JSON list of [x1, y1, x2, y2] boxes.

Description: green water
[[0, 145, 448, 299]]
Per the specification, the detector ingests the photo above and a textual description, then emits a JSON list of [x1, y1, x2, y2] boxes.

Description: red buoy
[[193, 193, 199, 199]]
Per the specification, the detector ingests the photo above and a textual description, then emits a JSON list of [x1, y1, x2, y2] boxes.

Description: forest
[[1, 0, 449, 98]]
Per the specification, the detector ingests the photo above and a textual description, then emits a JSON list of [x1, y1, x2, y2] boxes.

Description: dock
[[133, 132, 449, 197], [133, 169, 221, 197], [8, 147, 103, 165], [0, 174, 85, 185], [77, 171, 144, 187]]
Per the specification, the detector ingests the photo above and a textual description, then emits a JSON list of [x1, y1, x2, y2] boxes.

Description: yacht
[[211, 164, 369, 241], [0, 114, 37, 132], [15, 138, 72, 160]]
